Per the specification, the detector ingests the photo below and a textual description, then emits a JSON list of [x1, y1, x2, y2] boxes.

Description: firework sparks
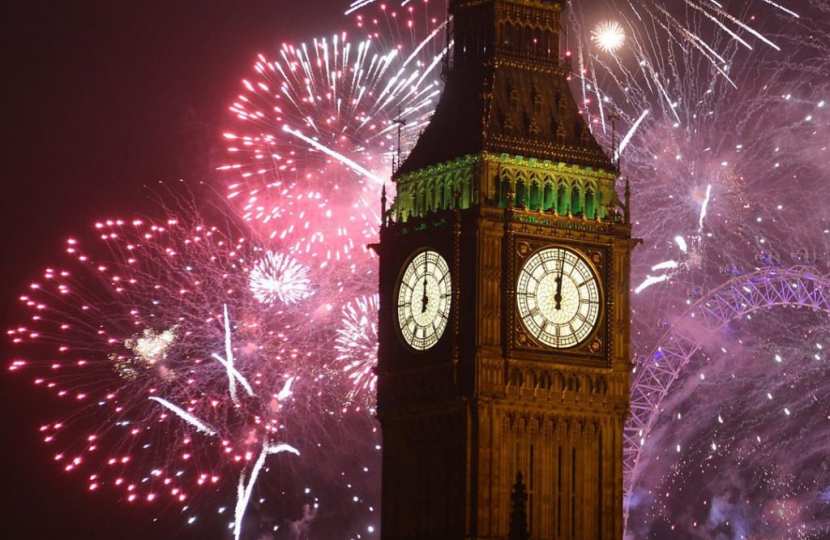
[[149, 397, 217, 437], [7, 0, 830, 537], [570, 1, 830, 536], [5, 209, 373, 536], [592, 20, 626, 53], [220, 22, 444, 264], [125, 326, 178, 365], [334, 294, 379, 405], [281, 125, 386, 185], [249, 251, 313, 305]]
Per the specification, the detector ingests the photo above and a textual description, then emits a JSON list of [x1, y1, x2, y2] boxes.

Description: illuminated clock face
[[516, 247, 601, 349], [397, 250, 452, 351]]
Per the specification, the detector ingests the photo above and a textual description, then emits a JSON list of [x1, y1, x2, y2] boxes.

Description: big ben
[[375, 0, 634, 538]]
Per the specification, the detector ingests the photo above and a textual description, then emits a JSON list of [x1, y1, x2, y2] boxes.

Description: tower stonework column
[[375, 1, 635, 539]]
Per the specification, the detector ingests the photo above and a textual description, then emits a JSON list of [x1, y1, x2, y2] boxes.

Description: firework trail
[[6, 208, 380, 538], [567, 1, 830, 537], [7, 0, 830, 537], [219, 8, 446, 266], [566, 0, 830, 318], [7, 6, 450, 535]]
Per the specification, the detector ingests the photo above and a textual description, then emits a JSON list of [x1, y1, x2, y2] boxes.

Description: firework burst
[[220, 22, 445, 265], [8, 0, 830, 538], [334, 294, 379, 407], [5, 208, 380, 537], [249, 251, 313, 305], [592, 20, 626, 53], [566, 2, 830, 537]]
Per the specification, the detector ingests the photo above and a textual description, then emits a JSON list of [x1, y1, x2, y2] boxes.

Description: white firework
[[249, 252, 313, 305], [125, 326, 178, 365], [335, 294, 379, 404], [592, 20, 626, 53]]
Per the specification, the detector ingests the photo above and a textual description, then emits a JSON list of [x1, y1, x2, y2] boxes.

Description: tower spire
[[396, 0, 614, 178], [380, 182, 388, 228]]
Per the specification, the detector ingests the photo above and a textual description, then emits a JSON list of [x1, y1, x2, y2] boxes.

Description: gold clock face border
[[395, 249, 453, 352], [515, 243, 605, 354]]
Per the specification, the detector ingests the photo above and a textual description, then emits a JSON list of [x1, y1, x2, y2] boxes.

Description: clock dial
[[516, 247, 601, 349], [397, 250, 452, 351]]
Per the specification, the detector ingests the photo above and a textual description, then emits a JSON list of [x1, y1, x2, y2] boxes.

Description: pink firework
[[220, 18, 445, 266], [6, 211, 354, 536]]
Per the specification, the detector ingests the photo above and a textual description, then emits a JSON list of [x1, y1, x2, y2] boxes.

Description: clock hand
[[421, 255, 430, 314], [421, 277, 429, 314], [554, 258, 564, 310]]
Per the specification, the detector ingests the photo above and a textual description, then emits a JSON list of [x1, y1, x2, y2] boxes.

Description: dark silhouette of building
[[509, 472, 530, 540], [375, 0, 635, 538]]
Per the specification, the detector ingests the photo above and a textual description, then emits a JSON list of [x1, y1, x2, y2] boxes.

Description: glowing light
[[635, 274, 671, 294], [592, 20, 626, 53], [220, 27, 444, 262], [6, 211, 363, 539], [125, 327, 178, 366], [210, 304, 255, 403], [335, 294, 379, 404], [249, 252, 312, 305], [149, 397, 217, 436]]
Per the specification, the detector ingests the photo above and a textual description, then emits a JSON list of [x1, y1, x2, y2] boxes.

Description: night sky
[[1, 2, 343, 538]]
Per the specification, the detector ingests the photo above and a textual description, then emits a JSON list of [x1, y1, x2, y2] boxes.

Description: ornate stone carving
[[377, 2, 633, 539]]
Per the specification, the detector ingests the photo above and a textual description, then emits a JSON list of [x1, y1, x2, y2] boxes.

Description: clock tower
[[375, 0, 634, 539]]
